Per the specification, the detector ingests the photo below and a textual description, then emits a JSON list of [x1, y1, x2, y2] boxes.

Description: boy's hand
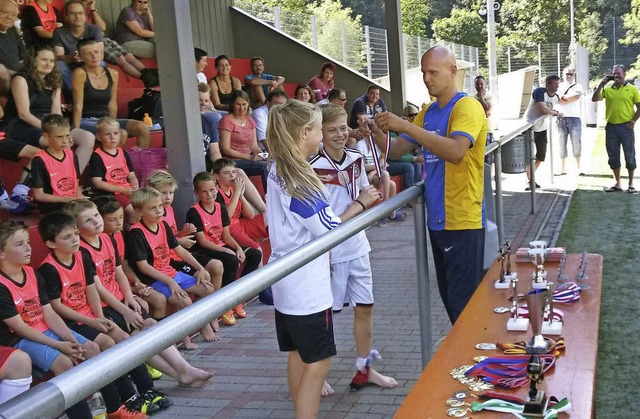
[[91, 317, 116, 333], [122, 308, 145, 332], [178, 235, 196, 249], [236, 248, 246, 263], [357, 185, 382, 208], [56, 341, 85, 363], [233, 178, 245, 196], [223, 247, 236, 256], [179, 223, 197, 237], [194, 268, 211, 285], [133, 284, 152, 297], [168, 281, 189, 300], [125, 294, 143, 313]]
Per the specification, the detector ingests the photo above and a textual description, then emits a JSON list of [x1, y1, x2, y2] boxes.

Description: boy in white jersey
[[311, 103, 397, 392]]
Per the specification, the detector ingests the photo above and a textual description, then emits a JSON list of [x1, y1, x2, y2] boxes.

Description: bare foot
[[321, 381, 334, 397], [179, 368, 215, 388], [201, 325, 218, 342], [211, 319, 220, 333], [368, 368, 397, 388], [182, 337, 198, 350]]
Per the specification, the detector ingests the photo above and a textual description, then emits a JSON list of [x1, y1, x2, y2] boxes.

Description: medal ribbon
[[320, 148, 357, 200], [471, 397, 571, 419], [366, 131, 390, 179], [496, 337, 565, 356], [552, 282, 581, 303], [465, 355, 556, 388]]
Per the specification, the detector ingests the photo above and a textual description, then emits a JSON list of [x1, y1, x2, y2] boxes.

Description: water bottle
[[88, 392, 106, 419]]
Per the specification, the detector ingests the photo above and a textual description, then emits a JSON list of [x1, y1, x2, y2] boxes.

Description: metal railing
[[0, 186, 427, 418]]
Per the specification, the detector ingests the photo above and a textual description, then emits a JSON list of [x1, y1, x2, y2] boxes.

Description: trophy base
[[495, 279, 511, 289], [526, 335, 549, 354], [507, 317, 529, 331], [531, 279, 548, 290], [541, 321, 563, 335], [523, 390, 548, 417]]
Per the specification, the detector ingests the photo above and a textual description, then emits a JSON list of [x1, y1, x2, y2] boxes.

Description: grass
[[556, 129, 640, 416]]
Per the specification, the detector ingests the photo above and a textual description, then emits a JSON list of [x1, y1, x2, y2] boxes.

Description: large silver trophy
[[525, 289, 549, 354], [528, 241, 548, 290], [506, 275, 529, 331]]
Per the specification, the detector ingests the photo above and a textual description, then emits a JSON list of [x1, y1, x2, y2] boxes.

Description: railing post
[[341, 21, 348, 65], [417, 36, 422, 56], [557, 43, 561, 76], [365, 25, 372, 78], [537, 43, 543, 85], [402, 32, 408, 72], [413, 188, 433, 367], [548, 117, 555, 184], [493, 145, 504, 245], [311, 15, 317, 50], [273, 6, 281, 30], [527, 127, 537, 214], [507, 46, 511, 72]]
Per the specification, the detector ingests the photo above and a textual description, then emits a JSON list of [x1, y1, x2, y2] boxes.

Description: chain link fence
[[236, 0, 479, 87]]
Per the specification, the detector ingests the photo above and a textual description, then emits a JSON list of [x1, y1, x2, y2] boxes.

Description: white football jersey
[[266, 163, 340, 315]]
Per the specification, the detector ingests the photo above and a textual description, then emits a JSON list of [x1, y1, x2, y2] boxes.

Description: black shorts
[[103, 305, 150, 333], [169, 252, 211, 275], [69, 322, 102, 341], [275, 308, 336, 364], [534, 130, 548, 162], [0, 137, 30, 162]]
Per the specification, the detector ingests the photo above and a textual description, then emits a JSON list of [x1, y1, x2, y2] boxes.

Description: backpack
[[128, 88, 163, 121]]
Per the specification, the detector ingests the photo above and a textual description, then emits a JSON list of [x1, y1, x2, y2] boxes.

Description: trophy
[[525, 289, 549, 354], [495, 242, 517, 289], [541, 281, 562, 335], [522, 354, 549, 417], [528, 248, 548, 290], [506, 275, 529, 331]]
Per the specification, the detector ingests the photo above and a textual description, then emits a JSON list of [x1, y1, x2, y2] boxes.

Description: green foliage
[[400, 0, 429, 36], [621, 0, 640, 79], [341, 0, 386, 28], [578, 12, 608, 78], [432, 8, 485, 47]]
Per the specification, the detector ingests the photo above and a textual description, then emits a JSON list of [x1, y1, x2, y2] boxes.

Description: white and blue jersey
[[266, 163, 341, 315]]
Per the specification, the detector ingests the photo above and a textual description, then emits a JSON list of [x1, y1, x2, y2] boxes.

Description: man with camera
[[592, 64, 640, 193]]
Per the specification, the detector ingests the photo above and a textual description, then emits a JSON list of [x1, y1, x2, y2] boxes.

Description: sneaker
[[124, 393, 160, 416], [377, 218, 387, 227], [387, 212, 407, 222], [146, 364, 163, 380], [525, 183, 541, 191], [221, 310, 236, 326], [108, 404, 149, 419], [144, 389, 173, 412], [233, 304, 246, 318], [0, 196, 31, 215]]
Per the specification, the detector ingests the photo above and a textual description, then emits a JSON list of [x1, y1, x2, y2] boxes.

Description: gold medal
[[337, 170, 349, 186], [452, 390, 469, 399], [446, 398, 465, 407], [446, 407, 469, 417]]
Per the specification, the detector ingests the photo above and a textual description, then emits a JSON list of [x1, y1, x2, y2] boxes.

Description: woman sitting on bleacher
[[1, 46, 95, 172], [208, 55, 243, 113], [115, 0, 155, 59], [71, 38, 150, 148], [219, 90, 267, 190]]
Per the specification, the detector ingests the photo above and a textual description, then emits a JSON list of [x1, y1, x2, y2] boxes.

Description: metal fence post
[[527, 127, 537, 214], [493, 145, 504, 245], [402, 32, 408, 72], [557, 43, 561, 76], [311, 15, 317, 50], [413, 187, 433, 367], [274, 6, 281, 30], [341, 21, 348, 65], [364, 26, 372, 79], [417, 36, 422, 57], [384, 29, 389, 77], [507, 46, 511, 72], [475, 47, 480, 77], [538, 43, 543, 85], [548, 117, 555, 185]]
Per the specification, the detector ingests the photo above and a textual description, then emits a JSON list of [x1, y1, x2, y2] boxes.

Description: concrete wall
[[93, 0, 233, 56], [229, 7, 390, 111]]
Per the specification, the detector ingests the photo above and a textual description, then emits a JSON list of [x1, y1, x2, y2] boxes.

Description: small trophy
[[495, 242, 517, 289], [541, 281, 562, 335], [525, 289, 549, 354], [522, 354, 549, 417], [506, 275, 529, 331], [528, 248, 548, 290]]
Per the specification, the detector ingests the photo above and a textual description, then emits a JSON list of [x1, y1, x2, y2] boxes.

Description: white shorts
[[331, 254, 374, 311]]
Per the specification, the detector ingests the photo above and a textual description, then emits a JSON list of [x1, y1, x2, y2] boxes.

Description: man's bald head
[[420, 46, 458, 100]]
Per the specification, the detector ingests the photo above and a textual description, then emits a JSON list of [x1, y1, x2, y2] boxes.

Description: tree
[[401, 0, 430, 35], [578, 12, 608, 78], [432, 8, 486, 47], [341, 0, 386, 28], [621, 0, 640, 78]]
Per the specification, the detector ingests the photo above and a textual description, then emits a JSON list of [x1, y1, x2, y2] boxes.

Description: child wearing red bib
[[88, 117, 140, 226], [31, 115, 86, 214]]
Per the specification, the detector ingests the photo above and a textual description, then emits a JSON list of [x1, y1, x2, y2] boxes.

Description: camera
[[606, 75, 615, 81]]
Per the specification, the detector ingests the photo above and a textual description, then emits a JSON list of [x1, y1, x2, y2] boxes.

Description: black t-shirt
[[3, 73, 55, 122], [87, 148, 135, 195], [126, 220, 179, 285], [0, 27, 26, 72], [31, 151, 80, 214], [0, 269, 50, 347], [21, 4, 62, 48], [38, 251, 96, 302]]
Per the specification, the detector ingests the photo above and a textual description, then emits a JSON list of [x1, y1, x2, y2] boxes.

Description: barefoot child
[[265, 100, 379, 417], [88, 117, 140, 226], [312, 103, 397, 392], [126, 187, 219, 348], [145, 170, 224, 337], [93, 196, 167, 320], [186, 172, 262, 325], [30, 114, 87, 214], [0, 220, 118, 419]]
